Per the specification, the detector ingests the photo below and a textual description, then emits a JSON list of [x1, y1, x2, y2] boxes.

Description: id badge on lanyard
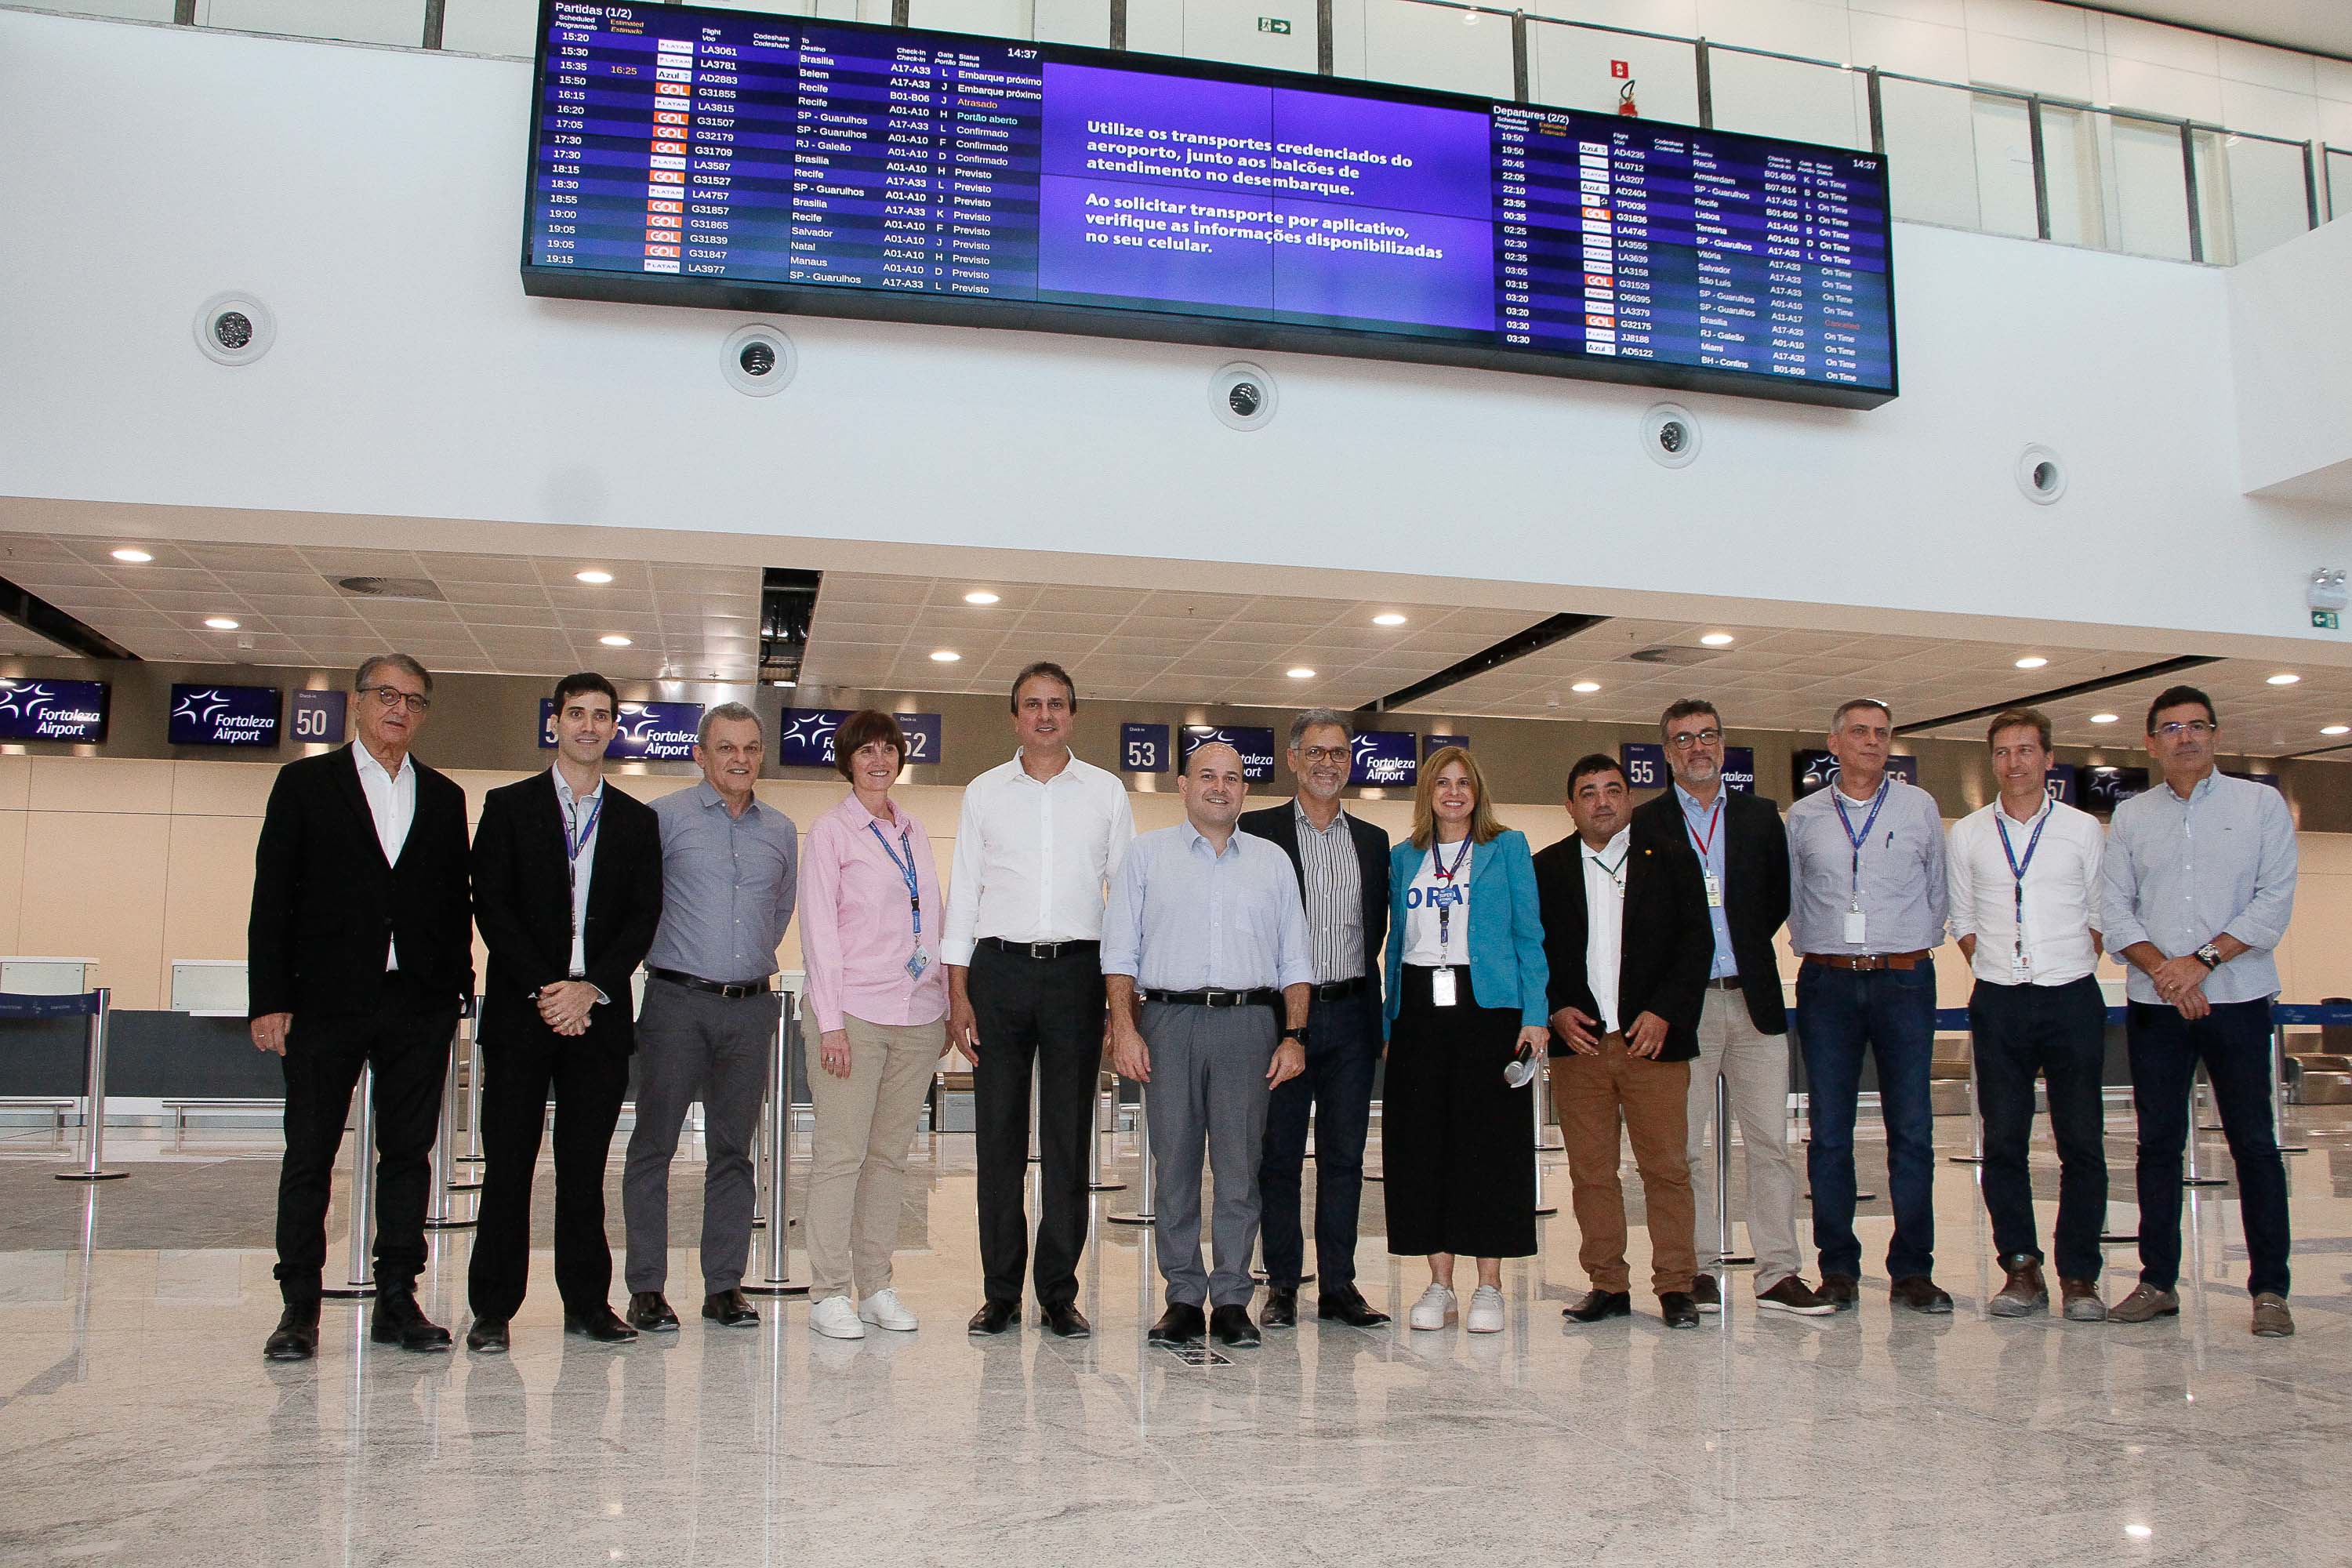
[[1429, 837, 1472, 1007], [868, 820, 929, 980], [1686, 795, 1726, 909], [1832, 782, 1889, 948]]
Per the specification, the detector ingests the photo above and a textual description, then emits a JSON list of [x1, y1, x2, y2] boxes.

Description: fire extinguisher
[[1617, 78, 1639, 117]]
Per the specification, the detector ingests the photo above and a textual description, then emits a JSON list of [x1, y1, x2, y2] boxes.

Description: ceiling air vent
[[334, 575, 447, 602], [1628, 644, 1719, 666]]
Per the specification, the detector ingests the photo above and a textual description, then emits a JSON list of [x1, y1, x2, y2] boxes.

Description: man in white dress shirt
[[943, 662, 1137, 1338], [1947, 707, 2109, 1322]]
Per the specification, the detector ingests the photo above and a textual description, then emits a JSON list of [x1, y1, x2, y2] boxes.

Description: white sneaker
[[858, 1287, 918, 1333], [1408, 1283, 1457, 1330], [1466, 1284, 1504, 1334], [808, 1294, 866, 1340]]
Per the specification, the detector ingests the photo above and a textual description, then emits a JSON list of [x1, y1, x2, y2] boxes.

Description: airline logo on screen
[[169, 684, 280, 748], [1350, 731, 1417, 786], [538, 699, 706, 761], [1180, 725, 1276, 783], [775, 710, 944, 769], [1791, 750, 1916, 798], [0, 680, 108, 743]]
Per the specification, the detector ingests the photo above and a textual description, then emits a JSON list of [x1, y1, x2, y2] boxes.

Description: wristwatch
[[2194, 943, 2224, 970], [1280, 1027, 1309, 1047]]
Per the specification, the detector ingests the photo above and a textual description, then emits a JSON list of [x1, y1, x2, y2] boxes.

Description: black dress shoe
[[1148, 1302, 1207, 1346], [370, 1290, 453, 1352], [702, 1290, 760, 1327], [1562, 1290, 1633, 1324], [626, 1291, 680, 1332], [1317, 1287, 1392, 1328], [1261, 1287, 1298, 1328], [263, 1301, 321, 1362], [1043, 1301, 1092, 1339], [967, 1299, 1019, 1336], [1660, 1292, 1701, 1329], [1889, 1275, 1954, 1315], [565, 1305, 639, 1343], [1210, 1305, 1261, 1348], [465, 1316, 510, 1353]]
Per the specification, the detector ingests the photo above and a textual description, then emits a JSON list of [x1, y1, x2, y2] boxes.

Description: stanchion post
[[2183, 1069, 2226, 1188], [744, 995, 808, 1296], [423, 1018, 474, 1229], [2271, 1022, 2307, 1154], [1714, 1071, 1754, 1265], [1028, 1063, 1042, 1164], [1088, 1070, 1125, 1192], [56, 988, 126, 1183], [1530, 1058, 1556, 1218], [459, 1006, 485, 1164], [321, 1063, 378, 1298], [1108, 1083, 1155, 1225], [1948, 1030, 1985, 1165]]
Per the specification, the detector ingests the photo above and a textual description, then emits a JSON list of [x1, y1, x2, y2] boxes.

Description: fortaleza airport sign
[[168, 684, 280, 748], [0, 679, 109, 743], [539, 699, 704, 762]]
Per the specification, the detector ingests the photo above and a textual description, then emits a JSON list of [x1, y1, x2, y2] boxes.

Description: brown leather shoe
[[1689, 1274, 1721, 1313], [2108, 1283, 2180, 1323], [1889, 1275, 1953, 1314], [2252, 1293, 2294, 1338], [1816, 1273, 1859, 1312], [1987, 1254, 2048, 1318], [1755, 1276, 1836, 1316], [2059, 1278, 2105, 1322]]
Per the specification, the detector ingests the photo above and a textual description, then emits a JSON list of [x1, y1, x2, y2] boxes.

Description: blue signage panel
[[1620, 742, 1668, 791], [540, 699, 706, 761], [1350, 731, 1419, 787], [289, 689, 347, 746], [773, 708, 941, 770], [0, 679, 109, 743], [1791, 750, 1918, 799], [898, 713, 943, 767], [1180, 725, 1276, 783], [1120, 723, 1169, 775], [2044, 762, 2078, 805], [2082, 765, 2150, 813], [1723, 746, 1756, 795], [1423, 734, 1470, 756], [169, 684, 281, 748]]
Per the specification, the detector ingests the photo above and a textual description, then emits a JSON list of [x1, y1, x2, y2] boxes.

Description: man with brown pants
[[1532, 754, 1714, 1330]]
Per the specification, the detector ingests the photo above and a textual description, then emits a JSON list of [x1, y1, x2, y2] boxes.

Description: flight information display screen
[[524, 2, 1896, 407]]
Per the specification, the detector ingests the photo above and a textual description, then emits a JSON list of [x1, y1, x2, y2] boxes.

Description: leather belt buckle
[[1203, 990, 1237, 1007]]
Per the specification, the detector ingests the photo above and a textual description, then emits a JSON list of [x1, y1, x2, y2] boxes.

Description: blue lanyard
[[1829, 779, 1890, 908], [1993, 802, 2051, 953], [1428, 834, 1473, 958], [867, 819, 923, 940], [564, 790, 604, 863]]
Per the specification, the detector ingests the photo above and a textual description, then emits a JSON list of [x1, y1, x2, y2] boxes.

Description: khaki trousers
[[1552, 1033, 1696, 1297], [804, 1014, 944, 1301], [1684, 986, 1804, 1293]]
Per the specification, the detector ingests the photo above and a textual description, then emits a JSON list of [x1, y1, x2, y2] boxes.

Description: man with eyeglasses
[[1238, 709, 1392, 1330], [1630, 700, 1831, 1316], [253, 655, 474, 1361], [2101, 684, 2298, 1338]]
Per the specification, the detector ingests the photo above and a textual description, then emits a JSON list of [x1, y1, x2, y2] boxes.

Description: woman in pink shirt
[[800, 710, 949, 1340]]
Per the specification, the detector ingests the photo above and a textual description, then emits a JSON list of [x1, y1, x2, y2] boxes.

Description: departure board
[[524, 1, 1897, 407]]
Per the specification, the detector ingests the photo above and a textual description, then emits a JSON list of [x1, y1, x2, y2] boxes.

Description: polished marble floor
[[4, 1107, 2350, 1568]]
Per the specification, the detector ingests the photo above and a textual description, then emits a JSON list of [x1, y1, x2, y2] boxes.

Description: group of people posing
[[249, 654, 2300, 1363]]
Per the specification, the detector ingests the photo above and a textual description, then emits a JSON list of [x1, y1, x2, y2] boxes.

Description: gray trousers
[[622, 978, 781, 1296], [1139, 1000, 1278, 1310], [1685, 986, 1803, 1292]]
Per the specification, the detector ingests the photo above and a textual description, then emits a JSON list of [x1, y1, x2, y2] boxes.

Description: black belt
[[1311, 976, 1368, 1000], [978, 937, 1099, 960], [1706, 975, 1744, 990], [647, 967, 773, 1000], [1140, 988, 1279, 1008]]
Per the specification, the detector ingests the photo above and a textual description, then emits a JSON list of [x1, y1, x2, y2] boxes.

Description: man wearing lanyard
[[1630, 701, 1830, 1316], [1105, 742, 1313, 1348], [2101, 685, 2298, 1338], [944, 662, 1137, 1338], [1946, 708, 2109, 1323], [1784, 699, 1951, 1312], [466, 673, 664, 1351]]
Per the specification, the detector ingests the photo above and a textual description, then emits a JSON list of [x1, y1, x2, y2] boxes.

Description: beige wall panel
[[0, 756, 31, 811], [160, 816, 263, 983], [0, 810, 27, 952], [23, 811, 169, 1007], [169, 759, 278, 818], [30, 756, 172, 815]]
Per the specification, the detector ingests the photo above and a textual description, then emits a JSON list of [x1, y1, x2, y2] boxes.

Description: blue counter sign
[[0, 679, 109, 742]]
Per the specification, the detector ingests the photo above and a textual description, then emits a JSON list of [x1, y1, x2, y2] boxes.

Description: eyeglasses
[[1665, 728, 1722, 750], [2153, 720, 2214, 739], [359, 685, 431, 713], [1297, 746, 1348, 765]]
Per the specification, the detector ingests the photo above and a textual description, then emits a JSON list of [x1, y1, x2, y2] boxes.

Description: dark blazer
[[1630, 789, 1791, 1035], [1530, 830, 1714, 1062], [471, 771, 663, 1051], [1238, 800, 1390, 1023], [247, 745, 474, 1020]]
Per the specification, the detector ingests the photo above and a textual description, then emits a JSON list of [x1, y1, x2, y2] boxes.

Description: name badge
[[906, 948, 930, 981], [1430, 967, 1458, 1007], [1843, 908, 1867, 946], [1702, 871, 1723, 909]]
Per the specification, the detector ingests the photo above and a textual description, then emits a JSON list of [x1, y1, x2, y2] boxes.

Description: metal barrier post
[[2270, 1023, 2307, 1155], [1028, 1064, 1042, 1164], [1530, 1058, 1556, 1218], [1949, 1033, 1985, 1164], [2183, 1070, 2225, 1187], [1108, 1083, 1155, 1225], [1088, 1072, 1125, 1192], [55, 989, 125, 1183], [459, 1004, 485, 1165], [321, 1063, 378, 1298], [1714, 1072, 1754, 1265], [423, 1018, 474, 1229], [744, 998, 807, 1296]]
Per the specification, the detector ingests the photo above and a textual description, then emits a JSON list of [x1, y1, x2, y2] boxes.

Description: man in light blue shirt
[[2100, 684, 2299, 1338], [1103, 742, 1312, 1351]]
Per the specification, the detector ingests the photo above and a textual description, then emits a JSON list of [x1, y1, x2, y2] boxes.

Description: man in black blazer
[[1629, 699, 1830, 1316], [463, 673, 664, 1352], [1237, 710, 1392, 1329], [1534, 753, 1711, 1330], [250, 654, 474, 1361]]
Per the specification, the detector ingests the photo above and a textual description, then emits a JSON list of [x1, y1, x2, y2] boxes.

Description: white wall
[[2229, 214, 2352, 502]]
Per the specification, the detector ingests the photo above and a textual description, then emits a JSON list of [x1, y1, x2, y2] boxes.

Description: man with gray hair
[[622, 701, 798, 1332]]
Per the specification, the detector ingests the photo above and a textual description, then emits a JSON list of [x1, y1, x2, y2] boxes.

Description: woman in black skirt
[[1379, 746, 1552, 1334]]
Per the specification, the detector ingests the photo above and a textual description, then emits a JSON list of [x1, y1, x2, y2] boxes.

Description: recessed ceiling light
[[575, 569, 614, 585], [1373, 612, 1407, 627], [2266, 673, 2300, 685], [1700, 632, 1734, 647], [111, 547, 153, 564], [599, 634, 632, 647], [2089, 712, 2119, 724], [771, 678, 797, 689], [2324, 724, 2350, 736], [2124, 1526, 2153, 1541], [203, 616, 240, 630], [1571, 680, 1602, 694], [2014, 655, 2048, 670], [930, 649, 961, 662], [963, 590, 1000, 605], [1287, 667, 1316, 680]]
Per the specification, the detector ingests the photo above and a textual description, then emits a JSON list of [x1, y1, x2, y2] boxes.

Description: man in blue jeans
[[1784, 698, 1951, 1312], [2100, 684, 2298, 1338]]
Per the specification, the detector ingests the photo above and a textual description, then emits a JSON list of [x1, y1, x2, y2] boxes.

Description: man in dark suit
[[463, 673, 664, 1352], [250, 654, 474, 1361], [1238, 709, 1392, 1329], [1630, 699, 1831, 1316], [1534, 753, 1711, 1330]]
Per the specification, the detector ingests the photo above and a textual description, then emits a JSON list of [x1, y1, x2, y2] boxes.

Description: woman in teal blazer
[[1380, 746, 1550, 1335]]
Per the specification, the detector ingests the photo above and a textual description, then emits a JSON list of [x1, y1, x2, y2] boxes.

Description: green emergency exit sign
[[2316, 609, 2341, 630], [1258, 16, 1292, 33]]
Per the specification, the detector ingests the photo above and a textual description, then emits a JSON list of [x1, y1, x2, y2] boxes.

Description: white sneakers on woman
[[1408, 1283, 1458, 1330], [1466, 1284, 1504, 1334], [809, 1294, 866, 1340], [858, 1288, 919, 1332]]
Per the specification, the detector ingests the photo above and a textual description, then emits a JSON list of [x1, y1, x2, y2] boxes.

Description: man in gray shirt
[[622, 703, 798, 1332], [1784, 698, 1951, 1313], [2100, 684, 2298, 1338]]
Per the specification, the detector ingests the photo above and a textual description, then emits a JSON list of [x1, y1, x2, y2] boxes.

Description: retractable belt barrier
[[743, 991, 807, 1298], [2, 989, 125, 1184]]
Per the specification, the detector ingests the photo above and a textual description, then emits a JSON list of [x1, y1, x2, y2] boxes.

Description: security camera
[[722, 323, 796, 396], [1210, 361, 1276, 431], [1640, 403, 1700, 468], [2016, 445, 2067, 504], [194, 292, 275, 366]]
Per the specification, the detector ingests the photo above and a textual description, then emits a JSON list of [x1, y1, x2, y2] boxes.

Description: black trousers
[[2129, 998, 2291, 1298], [1258, 989, 1379, 1292], [1383, 966, 1536, 1260], [466, 1018, 631, 1319], [1968, 975, 2107, 1282], [273, 978, 459, 1303], [968, 942, 1105, 1308]]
